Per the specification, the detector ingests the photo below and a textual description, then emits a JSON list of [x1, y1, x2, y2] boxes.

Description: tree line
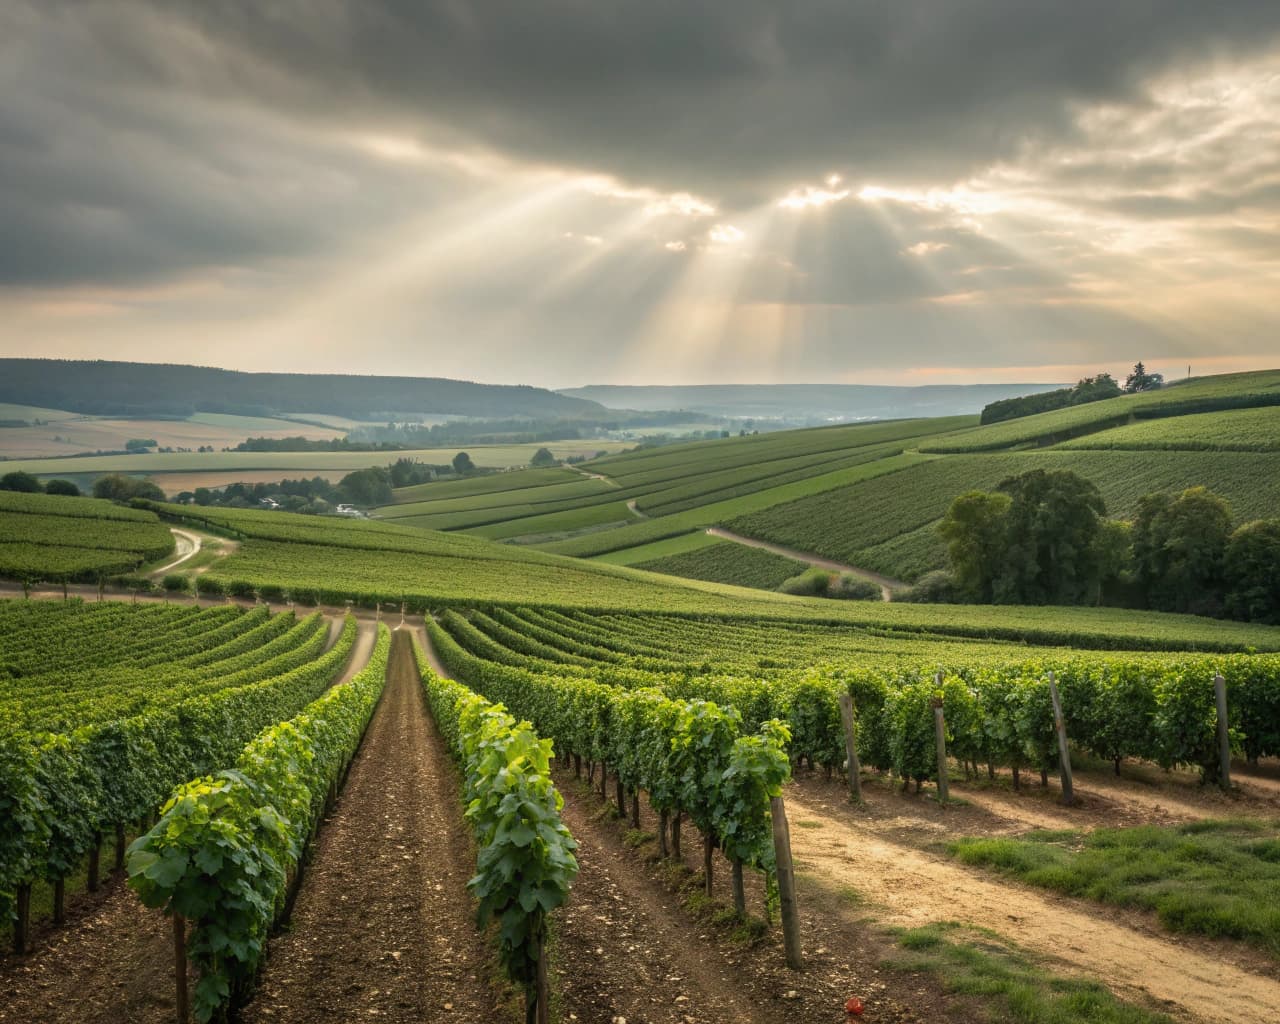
[[920, 468, 1279, 623]]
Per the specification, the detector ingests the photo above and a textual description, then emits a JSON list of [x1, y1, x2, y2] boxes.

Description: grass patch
[[794, 819, 825, 829], [623, 829, 656, 849], [888, 922, 1174, 1024], [949, 819, 1280, 956]]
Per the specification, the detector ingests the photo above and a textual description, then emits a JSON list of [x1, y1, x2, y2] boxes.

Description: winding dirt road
[[782, 773, 1280, 1024], [706, 527, 905, 599], [150, 528, 202, 575]]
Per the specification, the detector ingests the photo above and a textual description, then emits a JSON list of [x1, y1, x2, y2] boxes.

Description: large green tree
[[994, 469, 1107, 605], [937, 490, 1010, 602], [1224, 519, 1280, 624], [1133, 486, 1231, 614]]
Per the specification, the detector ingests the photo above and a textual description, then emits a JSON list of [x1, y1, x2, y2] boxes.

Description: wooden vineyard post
[[837, 693, 863, 803], [631, 790, 641, 829], [13, 883, 30, 954], [770, 796, 803, 970], [615, 776, 626, 818], [115, 822, 127, 871], [658, 809, 670, 857], [931, 679, 949, 804], [1047, 672, 1074, 805], [671, 811, 682, 858], [174, 913, 189, 1024], [703, 834, 715, 896], [87, 834, 101, 892], [732, 859, 746, 917], [529, 923, 550, 1024], [53, 877, 65, 925], [1215, 673, 1232, 792], [599, 762, 608, 799]]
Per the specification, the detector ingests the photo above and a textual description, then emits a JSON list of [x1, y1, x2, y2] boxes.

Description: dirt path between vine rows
[[151, 528, 201, 575], [0, 616, 385, 1024], [781, 774, 1280, 1024], [241, 630, 503, 1023], [706, 527, 904, 599]]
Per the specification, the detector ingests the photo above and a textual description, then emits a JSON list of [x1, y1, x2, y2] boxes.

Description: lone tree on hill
[[1124, 361, 1164, 393], [452, 451, 475, 475]]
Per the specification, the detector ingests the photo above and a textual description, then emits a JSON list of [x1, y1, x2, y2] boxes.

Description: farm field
[[0, 410, 345, 461], [3, 368, 1280, 1024], [916, 369, 1280, 453], [1, 440, 632, 497], [1057, 405, 1280, 451]]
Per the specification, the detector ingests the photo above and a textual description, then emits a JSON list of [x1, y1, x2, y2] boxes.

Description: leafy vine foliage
[[416, 643, 578, 1005], [127, 625, 392, 1022]]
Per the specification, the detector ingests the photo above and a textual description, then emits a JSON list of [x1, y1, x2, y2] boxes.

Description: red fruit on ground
[[845, 995, 865, 1015]]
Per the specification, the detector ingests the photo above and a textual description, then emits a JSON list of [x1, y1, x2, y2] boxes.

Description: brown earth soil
[[780, 768, 1280, 1024], [241, 629, 504, 1023]]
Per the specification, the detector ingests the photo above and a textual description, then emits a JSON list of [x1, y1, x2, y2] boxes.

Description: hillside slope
[[0, 359, 606, 420]]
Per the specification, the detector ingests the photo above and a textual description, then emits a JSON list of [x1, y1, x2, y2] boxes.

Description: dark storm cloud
[[2, 0, 1280, 388], [111, 1, 1280, 196]]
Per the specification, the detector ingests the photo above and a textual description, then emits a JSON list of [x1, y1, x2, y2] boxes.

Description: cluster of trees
[[0, 471, 80, 496], [778, 567, 880, 600], [91, 474, 165, 502], [979, 362, 1166, 426], [927, 469, 1279, 623], [979, 372, 1123, 425]]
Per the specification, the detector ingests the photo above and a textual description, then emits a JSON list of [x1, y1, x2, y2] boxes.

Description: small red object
[[845, 996, 864, 1015]]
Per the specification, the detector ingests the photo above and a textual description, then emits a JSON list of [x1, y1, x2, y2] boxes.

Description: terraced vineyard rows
[[0, 598, 362, 949]]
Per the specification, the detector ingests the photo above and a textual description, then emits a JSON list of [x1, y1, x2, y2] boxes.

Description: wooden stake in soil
[[13, 883, 30, 955], [115, 822, 127, 871], [53, 877, 65, 925], [174, 913, 189, 1024], [770, 796, 803, 970], [631, 790, 641, 829], [658, 808, 670, 857], [672, 811, 682, 858], [1214, 672, 1232, 792], [837, 693, 863, 803], [599, 761, 608, 799], [931, 687, 949, 804], [615, 776, 626, 818], [703, 834, 715, 896], [1047, 671, 1074, 806], [87, 834, 101, 892], [731, 859, 746, 917]]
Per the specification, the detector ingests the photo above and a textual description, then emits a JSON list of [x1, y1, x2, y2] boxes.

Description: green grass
[[888, 922, 1173, 1024], [534, 451, 934, 557], [387, 466, 601, 504], [948, 820, 1280, 956], [462, 500, 633, 540], [1058, 405, 1280, 452], [918, 369, 1280, 454], [591, 530, 720, 565], [633, 538, 807, 591], [0, 402, 80, 423]]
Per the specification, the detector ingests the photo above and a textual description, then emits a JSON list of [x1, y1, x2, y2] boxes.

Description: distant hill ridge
[[559, 383, 1064, 420], [1, 359, 606, 421]]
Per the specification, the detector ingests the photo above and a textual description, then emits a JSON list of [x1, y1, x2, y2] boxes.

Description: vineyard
[[2, 371, 1280, 1024]]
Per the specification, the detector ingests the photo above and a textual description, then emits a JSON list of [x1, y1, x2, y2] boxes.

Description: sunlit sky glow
[[2, 2, 1279, 388]]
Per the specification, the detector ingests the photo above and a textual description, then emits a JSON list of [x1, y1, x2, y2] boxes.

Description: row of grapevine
[[457, 608, 1280, 785], [425, 619, 792, 899], [414, 637, 578, 1023], [128, 625, 392, 1023], [0, 612, 359, 933]]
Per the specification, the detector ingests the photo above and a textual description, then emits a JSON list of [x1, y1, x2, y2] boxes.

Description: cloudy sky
[[2, 1, 1279, 388]]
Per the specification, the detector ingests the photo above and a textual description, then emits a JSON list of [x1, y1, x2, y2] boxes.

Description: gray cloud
[[1, 1, 1279, 385]]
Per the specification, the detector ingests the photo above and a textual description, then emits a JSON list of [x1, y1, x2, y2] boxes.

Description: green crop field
[[632, 538, 807, 590], [724, 449, 1280, 581], [1057, 405, 1280, 452], [591, 530, 723, 565], [917, 369, 1280, 453]]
